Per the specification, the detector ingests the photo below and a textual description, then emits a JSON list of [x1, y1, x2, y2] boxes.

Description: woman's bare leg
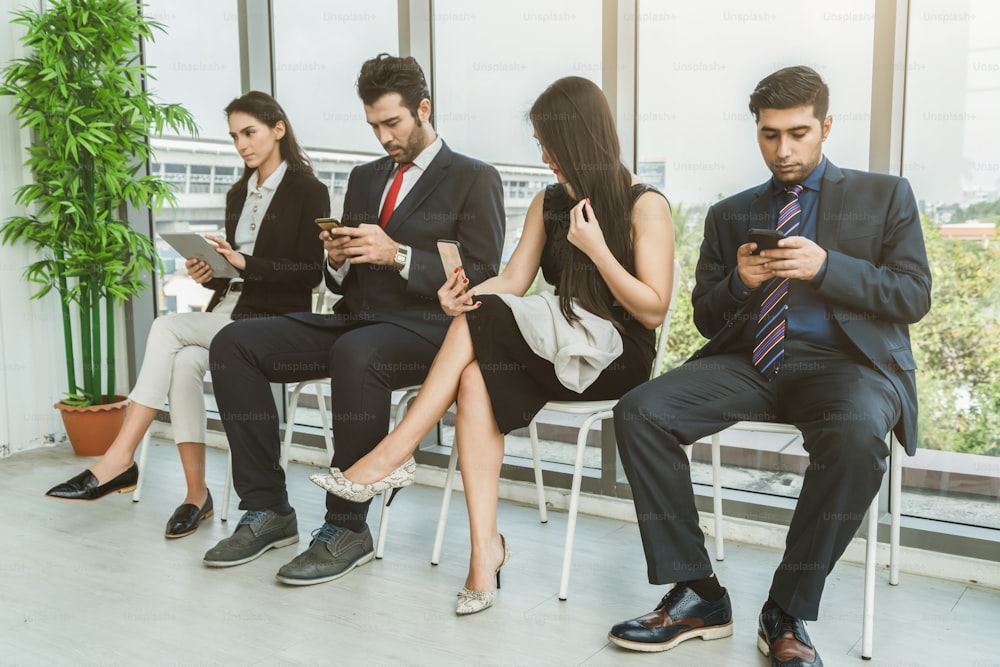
[[454, 361, 507, 592], [87, 403, 159, 483], [176, 442, 210, 507], [340, 314, 476, 484]]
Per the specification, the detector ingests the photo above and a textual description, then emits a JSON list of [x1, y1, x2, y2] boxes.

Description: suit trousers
[[129, 310, 234, 445], [613, 339, 900, 620], [210, 315, 439, 527]]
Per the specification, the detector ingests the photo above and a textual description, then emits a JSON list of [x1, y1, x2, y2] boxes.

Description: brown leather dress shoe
[[757, 601, 824, 667], [608, 583, 734, 652]]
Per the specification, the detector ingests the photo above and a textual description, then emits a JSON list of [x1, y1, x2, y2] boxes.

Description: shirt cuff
[[729, 270, 752, 300], [326, 258, 350, 284], [398, 247, 412, 281], [810, 256, 829, 286]]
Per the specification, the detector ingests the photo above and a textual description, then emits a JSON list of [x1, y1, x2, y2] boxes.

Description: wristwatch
[[393, 244, 409, 271]]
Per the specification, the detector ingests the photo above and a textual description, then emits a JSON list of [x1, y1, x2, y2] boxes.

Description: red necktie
[[379, 162, 414, 228]]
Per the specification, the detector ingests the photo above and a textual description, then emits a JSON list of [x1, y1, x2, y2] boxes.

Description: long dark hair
[[224, 91, 314, 189], [529, 76, 634, 326]]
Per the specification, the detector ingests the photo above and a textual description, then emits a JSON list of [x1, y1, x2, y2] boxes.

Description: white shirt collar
[[248, 160, 288, 193], [407, 135, 443, 173]]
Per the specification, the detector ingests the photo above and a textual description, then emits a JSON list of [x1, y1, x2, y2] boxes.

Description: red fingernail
[[463, 278, 469, 284], [475, 301, 482, 307], [454, 266, 461, 273], [585, 198, 591, 205]]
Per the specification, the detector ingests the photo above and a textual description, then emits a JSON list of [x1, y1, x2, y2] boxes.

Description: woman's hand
[[437, 266, 481, 316], [205, 234, 246, 271], [186, 257, 213, 283], [567, 198, 611, 261]]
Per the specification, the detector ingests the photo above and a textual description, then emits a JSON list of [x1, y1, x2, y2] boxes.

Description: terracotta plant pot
[[54, 395, 129, 456]]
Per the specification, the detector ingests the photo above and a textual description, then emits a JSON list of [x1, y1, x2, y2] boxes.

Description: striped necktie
[[752, 184, 802, 377]]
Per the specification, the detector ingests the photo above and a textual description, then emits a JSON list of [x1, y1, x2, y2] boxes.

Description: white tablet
[[159, 232, 240, 279]]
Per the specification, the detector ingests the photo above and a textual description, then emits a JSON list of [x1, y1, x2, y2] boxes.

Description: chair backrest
[[650, 259, 683, 380]]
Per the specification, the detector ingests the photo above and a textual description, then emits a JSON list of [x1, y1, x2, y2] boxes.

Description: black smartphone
[[748, 228, 785, 255], [437, 239, 465, 277]]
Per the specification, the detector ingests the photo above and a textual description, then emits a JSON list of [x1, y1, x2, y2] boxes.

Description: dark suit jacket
[[292, 141, 506, 346], [690, 161, 931, 454], [205, 168, 328, 318]]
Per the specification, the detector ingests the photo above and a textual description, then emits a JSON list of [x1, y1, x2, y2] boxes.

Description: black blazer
[[291, 141, 506, 346], [205, 168, 328, 318], [690, 161, 931, 454]]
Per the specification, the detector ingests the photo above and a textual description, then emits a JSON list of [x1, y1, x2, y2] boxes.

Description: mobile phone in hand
[[748, 228, 785, 255], [315, 217, 343, 231], [437, 239, 464, 278]]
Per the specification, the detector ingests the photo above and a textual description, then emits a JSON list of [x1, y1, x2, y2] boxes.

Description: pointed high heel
[[456, 534, 510, 616], [309, 456, 416, 503]]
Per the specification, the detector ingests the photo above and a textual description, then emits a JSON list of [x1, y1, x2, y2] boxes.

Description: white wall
[[0, 0, 72, 456]]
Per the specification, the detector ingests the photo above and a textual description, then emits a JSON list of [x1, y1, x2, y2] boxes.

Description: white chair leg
[[529, 421, 548, 524], [375, 487, 393, 559], [862, 489, 879, 660], [314, 381, 334, 462], [889, 437, 902, 586], [711, 432, 724, 561], [559, 414, 602, 601], [132, 429, 150, 502], [281, 382, 309, 471], [221, 448, 232, 522], [430, 446, 460, 565]]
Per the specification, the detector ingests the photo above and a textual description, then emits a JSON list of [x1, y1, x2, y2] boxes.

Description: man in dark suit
[[608, 66, 931, 666], [203, 54, 505, 584]]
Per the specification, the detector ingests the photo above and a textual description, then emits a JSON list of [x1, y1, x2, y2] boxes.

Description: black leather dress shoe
[[608, 583, 734, 652], [758, 601, 824, 667], [45, 464, 139, 501], [165, 490, 214, 539]]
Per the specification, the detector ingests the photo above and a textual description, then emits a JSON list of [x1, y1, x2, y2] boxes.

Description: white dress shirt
[[328, 135, 444, 284]]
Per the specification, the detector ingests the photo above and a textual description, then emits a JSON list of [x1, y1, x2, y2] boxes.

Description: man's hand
[[736, 242, 776, 289], [325, 224, 398, 267], [759, 236, 827, 281]]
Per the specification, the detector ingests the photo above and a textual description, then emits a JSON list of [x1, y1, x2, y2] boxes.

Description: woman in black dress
[[312, 76, 675, 614]]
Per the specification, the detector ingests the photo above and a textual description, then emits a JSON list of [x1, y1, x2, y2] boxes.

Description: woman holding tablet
[[46, 92, 328, 539]]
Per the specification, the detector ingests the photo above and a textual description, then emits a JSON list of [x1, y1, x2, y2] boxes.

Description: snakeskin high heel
[[456, 534, 510, 615], [309, 456, 416, 503]]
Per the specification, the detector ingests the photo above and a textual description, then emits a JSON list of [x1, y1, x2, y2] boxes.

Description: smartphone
[[748, 228, 785, 255], [315, 217, 343, 231], [437, 239, 465, 278]]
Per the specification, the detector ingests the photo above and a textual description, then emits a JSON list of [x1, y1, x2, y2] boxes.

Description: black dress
[[466, 183, 662, 434]]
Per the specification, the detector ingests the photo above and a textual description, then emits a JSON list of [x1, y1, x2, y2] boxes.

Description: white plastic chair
[[429, 260, 686, 601], [709, 422, 903, 660], [132, 378, 336, 521]]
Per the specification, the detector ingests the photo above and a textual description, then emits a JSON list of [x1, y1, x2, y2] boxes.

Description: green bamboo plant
[[1, 0, 197, 406]]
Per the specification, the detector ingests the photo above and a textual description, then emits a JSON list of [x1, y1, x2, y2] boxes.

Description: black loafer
[[165, 490, 214, 539], [608, 583, 734, 652], [45, 464, 139, 501], [757, 601, 824, 666]]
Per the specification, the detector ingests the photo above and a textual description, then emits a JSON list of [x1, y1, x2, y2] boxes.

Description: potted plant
[[0, 0, 197, 455]]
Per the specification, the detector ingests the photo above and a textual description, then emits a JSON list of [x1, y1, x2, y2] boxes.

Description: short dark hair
[[748, 66, 829, 122], [356, 53, 431, 121]]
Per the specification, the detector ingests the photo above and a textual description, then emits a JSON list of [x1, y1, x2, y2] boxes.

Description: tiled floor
[[2, 441, 997, 666]]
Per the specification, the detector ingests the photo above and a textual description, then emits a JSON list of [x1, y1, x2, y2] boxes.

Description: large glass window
[[903, 0, 1000, 529], [637, 0, 877, 500], [434, 0, 601, 263], [143, 0, 242, 314]]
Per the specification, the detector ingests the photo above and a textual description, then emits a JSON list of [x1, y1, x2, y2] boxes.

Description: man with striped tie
[[609, 66, 931, 667]]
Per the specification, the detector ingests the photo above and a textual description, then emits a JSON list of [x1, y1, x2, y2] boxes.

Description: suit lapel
[[253, 171, 295, 251], [382, 142, 454, 237], [749, 182, 772, 232], [817, 161, 846, 249]]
